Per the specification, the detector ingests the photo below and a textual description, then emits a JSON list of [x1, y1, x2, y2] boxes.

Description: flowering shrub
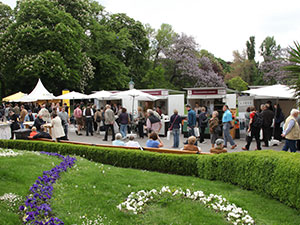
[[117, 186, 255, 225], [19, 151, 76, 225]]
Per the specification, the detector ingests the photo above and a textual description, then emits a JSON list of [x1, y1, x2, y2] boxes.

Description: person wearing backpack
[[242, 106, 262, 151]]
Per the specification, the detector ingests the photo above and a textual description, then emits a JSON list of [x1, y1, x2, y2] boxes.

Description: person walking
[[169, 109, 182, 148], [198, 107, 208, 143], [83, 104, 94, 136], [261, 104, 274, 147], [245, 107, 251, 132], [94, 109, 102, 134], [222, 105, 237, 149], [73, 104, 83, 135], [58, 107, 69, 140], [209, 111, 220, 148], [184, 104, 197, 145], [136, 107, 145, 138], [281, 109, 300, 153], [103, 105, 115, 141], [119, 107, 130, 138], [274, 104, 284, 141], [242, 106, 262, 151]]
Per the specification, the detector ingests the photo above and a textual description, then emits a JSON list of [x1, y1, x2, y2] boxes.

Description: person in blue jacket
[[184, 104, 197, 145], [222, 105, 237, 149]]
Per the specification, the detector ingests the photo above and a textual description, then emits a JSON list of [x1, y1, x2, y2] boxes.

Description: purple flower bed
[[19, 151, 76, 225]]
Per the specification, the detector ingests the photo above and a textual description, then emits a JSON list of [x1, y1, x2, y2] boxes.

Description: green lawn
[[1, 150, 300, 225], [0, 150, 61, 225]]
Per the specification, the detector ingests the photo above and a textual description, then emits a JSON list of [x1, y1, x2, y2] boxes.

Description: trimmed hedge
[[197, 151, 300, 209], [0, 140, 199, 176], [1, 140, 300, 210]]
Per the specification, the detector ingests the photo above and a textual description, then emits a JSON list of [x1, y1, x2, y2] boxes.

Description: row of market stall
[[3, 79, 298, 125]]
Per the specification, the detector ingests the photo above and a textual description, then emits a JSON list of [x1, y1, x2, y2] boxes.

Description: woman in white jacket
[[51, 113, 65, 141]]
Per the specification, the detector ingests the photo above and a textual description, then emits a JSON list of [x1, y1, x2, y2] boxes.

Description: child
[[30, 126, 38, 137], [210, 139, 227, 154]]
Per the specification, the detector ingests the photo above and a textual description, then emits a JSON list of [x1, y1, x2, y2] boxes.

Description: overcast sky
[[2, 0, 300, 61]]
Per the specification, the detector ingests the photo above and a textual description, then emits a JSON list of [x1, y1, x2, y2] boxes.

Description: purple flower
[[19, 151, 76, 224]]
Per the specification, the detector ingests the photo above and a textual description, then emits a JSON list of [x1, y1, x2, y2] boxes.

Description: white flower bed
[[0, 148, 23, 157], [117, 186, 255, 225], [0, 193, 23, 211]]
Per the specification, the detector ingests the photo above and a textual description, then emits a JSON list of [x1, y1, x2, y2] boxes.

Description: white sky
[[2, 0, 300, 61]]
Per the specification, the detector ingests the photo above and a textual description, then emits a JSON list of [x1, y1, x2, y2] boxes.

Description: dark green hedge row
[[197, 151, 300, 209], [0, 140, 199, 176], [1, 140, 300, 210]]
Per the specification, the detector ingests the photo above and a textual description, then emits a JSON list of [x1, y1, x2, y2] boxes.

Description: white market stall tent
[[242, 84, 296, 99], [15, 79, 56, 102], [111, 89, 158, 114], [88, 90, 117, 100], [55, 91, 89, 100], [240, 84, 298, 124]]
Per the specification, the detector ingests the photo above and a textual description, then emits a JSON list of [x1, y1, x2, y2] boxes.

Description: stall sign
[[143, 90, 168, 96], [188, 89, 225, 96]]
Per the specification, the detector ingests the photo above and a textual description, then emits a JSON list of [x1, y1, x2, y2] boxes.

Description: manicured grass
[[52, 157, 300, 225], [2, 150, 300, 224], [0, 151, 61, 225]]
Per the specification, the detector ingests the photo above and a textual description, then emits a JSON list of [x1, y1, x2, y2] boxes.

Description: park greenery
[[1, 0, 300, 97], [2, 147, 300, 224]]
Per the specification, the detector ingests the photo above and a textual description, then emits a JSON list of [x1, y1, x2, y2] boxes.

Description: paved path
[[67, 126, 285, 153]]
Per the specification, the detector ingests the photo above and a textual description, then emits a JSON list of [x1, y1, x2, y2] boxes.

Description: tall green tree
[[0, 0, 93, 95], [102, 13, 149, 88], [85, 19, 131, 91], [246, 36, 255, 60], [260, 36, 281, 61], [0, 2, 13, 97]]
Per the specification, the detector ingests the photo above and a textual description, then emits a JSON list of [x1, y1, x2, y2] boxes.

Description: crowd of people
[[2, 100, 300, 153], [2, 102, 69, 141]]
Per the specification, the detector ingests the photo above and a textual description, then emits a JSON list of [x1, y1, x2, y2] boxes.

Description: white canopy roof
[[243, 84, 296, 99], [112, 89, 158, 101], [55, 91, 89, 100], [15, 79, 55, 102], [88, 90, 119, 100]]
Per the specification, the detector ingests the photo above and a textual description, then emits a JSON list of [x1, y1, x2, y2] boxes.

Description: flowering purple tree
[[259, 48, 292, 84], [163, 33, 224, 87]]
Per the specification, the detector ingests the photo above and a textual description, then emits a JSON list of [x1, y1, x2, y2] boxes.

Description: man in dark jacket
[[198, 107, 208, 143], [261, 104, 274, 147], [184, 104, 197, 145], [33, 114, 45, 132]]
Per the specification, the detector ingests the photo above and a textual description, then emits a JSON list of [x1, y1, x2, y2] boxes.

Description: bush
[[1, 140, 300, 210], [0, 140, 199, 176], [197, 150, 300, 209]]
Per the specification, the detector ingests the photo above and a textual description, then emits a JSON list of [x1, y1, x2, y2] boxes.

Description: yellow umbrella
[[2, 92, 26, 102]]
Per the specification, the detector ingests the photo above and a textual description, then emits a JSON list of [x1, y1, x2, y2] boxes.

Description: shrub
[[2, 140, 300, 210], [0, 140, 199, 176], [197, 150, 300, 209]]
